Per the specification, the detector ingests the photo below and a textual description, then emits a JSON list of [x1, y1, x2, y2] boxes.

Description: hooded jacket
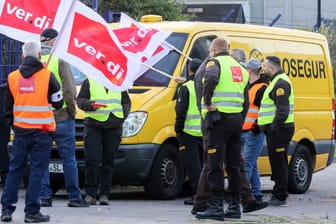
[[4, 56, 62, 135]]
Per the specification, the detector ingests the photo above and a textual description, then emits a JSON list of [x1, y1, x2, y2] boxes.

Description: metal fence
[[0, 36, 22, 84]]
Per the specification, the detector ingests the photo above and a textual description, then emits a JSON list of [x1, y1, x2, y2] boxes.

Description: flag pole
[[163, 42, 192, 61], [45, 0, 77, 67], [142, 63, 186, 83]]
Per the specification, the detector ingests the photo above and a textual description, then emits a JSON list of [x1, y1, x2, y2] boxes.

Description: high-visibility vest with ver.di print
[[201, 55, 249, 118], [85, 79, 124, 122], [8, 69, 56, 131]]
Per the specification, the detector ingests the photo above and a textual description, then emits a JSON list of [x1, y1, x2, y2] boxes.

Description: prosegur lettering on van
[[39, 16, 334, 199]]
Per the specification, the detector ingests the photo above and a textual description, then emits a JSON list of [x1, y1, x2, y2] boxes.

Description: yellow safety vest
[[180, 80, 202, 137], [85, 79, 123, 121], [201, 55, 249, 118], [258, 73, 294, 125], [41, 54, 67, 109]]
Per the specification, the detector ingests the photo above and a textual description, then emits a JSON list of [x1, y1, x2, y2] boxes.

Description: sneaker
[[268, 196, 287, 206], [24, 212, 50, 223], [85, 195, 97, 205], [1, 210, 12, 222], [68, 198, 90, 207], [243, 199, 269, 213], [99, 195, 109, 205], [40, 198, 52, 207]]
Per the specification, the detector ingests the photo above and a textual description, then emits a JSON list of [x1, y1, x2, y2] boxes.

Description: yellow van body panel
[[65, 20, 335, 198]]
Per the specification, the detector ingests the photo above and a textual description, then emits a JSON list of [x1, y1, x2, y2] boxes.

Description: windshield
[[69, 32, 187, 87], [133, 33, 188, 87]]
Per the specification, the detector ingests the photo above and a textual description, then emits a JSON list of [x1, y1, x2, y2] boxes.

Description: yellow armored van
[[46, 16, 335, 199]]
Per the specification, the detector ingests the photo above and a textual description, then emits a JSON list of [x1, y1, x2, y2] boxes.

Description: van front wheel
[[288, 144, 313, 194], [144, 143, 184, 199]]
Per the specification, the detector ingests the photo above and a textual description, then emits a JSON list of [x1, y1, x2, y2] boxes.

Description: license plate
[[49, 163, 63, 173]]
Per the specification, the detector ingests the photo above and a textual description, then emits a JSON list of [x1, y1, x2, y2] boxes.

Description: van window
[[190, 35, 216, 61], [181, 35, 217, 78], [133, 33, 188, 87]]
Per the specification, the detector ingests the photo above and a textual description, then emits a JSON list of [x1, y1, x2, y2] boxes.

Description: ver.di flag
[[114, 13, 171, 60], [118, 12, 172, 79], [0, 0, 74, 42], [53, 1, 141, 91]]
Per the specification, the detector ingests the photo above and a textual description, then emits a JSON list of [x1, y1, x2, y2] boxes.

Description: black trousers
[[266, 126, 294, 200], [178, 132, 203, 195], [207, 113, 242, 198], [0, 113, 10, 174], [83, 125, 121, 198]]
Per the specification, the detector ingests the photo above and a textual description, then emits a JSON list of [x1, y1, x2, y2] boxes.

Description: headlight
[[122, 111, 148, 137]]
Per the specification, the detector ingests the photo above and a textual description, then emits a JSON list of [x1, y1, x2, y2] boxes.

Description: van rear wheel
[[288, 144, 313, 194], [144, 143, 183, 199]]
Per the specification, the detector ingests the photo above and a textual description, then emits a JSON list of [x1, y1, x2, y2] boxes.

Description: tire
[[288, 144, 313, 194], [144, 143, 184, 199], [49, 173, 65, 195]]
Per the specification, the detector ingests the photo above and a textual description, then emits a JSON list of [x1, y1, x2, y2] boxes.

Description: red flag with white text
[[118, 12, 172, 79], [53, 2, 141, 91], [0, 0, 74, 42]]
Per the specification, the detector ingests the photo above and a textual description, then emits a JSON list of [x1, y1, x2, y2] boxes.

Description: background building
[[179, 0, 336, 29]]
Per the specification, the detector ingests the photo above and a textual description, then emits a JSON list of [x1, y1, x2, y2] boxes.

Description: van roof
[[111, 20, 326, 42]]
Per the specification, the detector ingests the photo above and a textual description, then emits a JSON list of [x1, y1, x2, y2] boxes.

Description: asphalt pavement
[[1, 162, 336, 224]]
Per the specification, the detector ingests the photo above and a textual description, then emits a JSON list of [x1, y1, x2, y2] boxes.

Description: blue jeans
[[241, 131, 265, 198], [1, 131, 51, 214], [40, 118, 81, 201]]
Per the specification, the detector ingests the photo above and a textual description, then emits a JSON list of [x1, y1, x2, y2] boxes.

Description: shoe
[[255, 195, 263, 202], [1, 210, 12, 222], [224, 200, 241, 218], [243, 199, 269, 213], [99, 195, 109, 205], [191, 206, 208, 215], [24, 212, 50, 223], [68, 198, 90, 207], [195, 197, 224, 221], [85, 195, 97, 205], [40, 198, 52, 207], [268, 196, 287, 206], [184, 197, 193, 205]]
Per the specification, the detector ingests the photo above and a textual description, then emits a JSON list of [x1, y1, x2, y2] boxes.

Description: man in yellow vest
[[175, 58, 203, 205], [77, 78, 131, 205], [240, 58, 268, 202], [258, 56, 294, 206], [196, 38, 249, 221], [39, 28, 89, 208], [1, 41, 63, 223]]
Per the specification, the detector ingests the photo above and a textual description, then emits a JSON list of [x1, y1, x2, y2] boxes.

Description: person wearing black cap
[[39, 28, 89, 208], [258, 56, 294, 206], [175, 58, 203, 205]]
